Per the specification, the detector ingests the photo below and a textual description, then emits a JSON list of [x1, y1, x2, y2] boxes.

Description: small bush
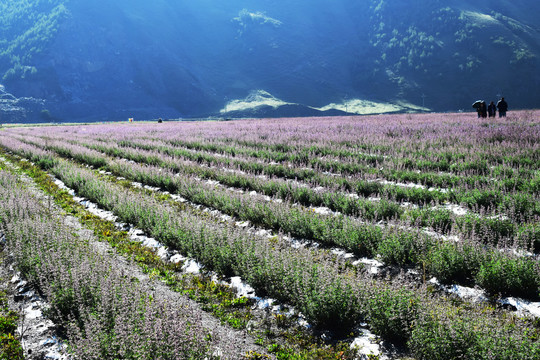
[[0, 333, 24, 360], [366, 288, 418, 344], [408, 312, 478, 360], [476, 256, 540, 299], [426, 242, 482, 285], [377, 232, 425, 266], [299, 278, 362, 336]]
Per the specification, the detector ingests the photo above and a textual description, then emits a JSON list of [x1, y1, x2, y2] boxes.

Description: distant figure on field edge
[[487, 101, 497, 118], [472, 100, 486, 118], [497, 97, 508, 117], [478, 101, 487, 118]]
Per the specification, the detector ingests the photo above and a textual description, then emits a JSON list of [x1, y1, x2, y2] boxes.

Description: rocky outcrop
[[0, 85, 45, 124]]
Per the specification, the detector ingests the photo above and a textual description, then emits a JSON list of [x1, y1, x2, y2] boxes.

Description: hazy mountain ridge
[[0, 0, 538, 122]]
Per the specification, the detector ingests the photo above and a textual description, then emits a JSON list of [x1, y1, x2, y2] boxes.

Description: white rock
[[311, 206, 334, 216], [205, 180, 220, 186], [182, 259, 202, 274], [142, 237, 160, 248], [351, 329, 387, 359], [169, 254, 185, 264], [447, 285, 487, 303], [332, 248, 354, 258], [256, 298, 276, 310], [255, 229, 272, 237], [156, 247, 168, 260], [170, 194, 187, 202], [24, 304, 42, 320], [500, 297, 540, 317], [229, 276, 256, 298], [353, 258, 384, 275]]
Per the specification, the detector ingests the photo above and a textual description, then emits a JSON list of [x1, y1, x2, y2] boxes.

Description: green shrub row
[[3, 136, 539, 299], [5, 145, 540, 358], [158, 137, 540, 187], [26, 134, 538, 249], [47, 159, 540, 358], [0, 168, 216, 360], [164, 136, 539, 179], [103, 137, 540, 220], [16, 133, 539, 223], [49, 159, 404, 336]]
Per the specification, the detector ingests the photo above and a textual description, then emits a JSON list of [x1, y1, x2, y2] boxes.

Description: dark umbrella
[[472, 100, 485, 109]]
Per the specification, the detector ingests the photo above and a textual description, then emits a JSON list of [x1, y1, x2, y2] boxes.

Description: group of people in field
[[474, 97, 508, 118]]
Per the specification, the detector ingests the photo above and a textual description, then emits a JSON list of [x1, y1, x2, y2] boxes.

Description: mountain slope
[[0, 0, 538, 122]]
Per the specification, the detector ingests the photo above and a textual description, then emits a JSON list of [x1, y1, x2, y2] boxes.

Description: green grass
[[0, 277, 23, 360]]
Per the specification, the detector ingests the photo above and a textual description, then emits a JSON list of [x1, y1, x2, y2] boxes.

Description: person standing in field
[[497, 97, 508, 117], [487, 101, 497, 118], [479, 101, 487, 118]]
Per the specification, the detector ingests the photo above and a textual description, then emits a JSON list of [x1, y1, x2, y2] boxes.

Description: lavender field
[[1, 111, 540, 359]]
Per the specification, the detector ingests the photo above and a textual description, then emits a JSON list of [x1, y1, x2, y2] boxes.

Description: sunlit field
[[1, 110, 539, 359]]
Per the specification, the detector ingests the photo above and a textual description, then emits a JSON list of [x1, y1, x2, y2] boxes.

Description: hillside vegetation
[[0, 0, 68, 81], [0, 0, 538, 121]]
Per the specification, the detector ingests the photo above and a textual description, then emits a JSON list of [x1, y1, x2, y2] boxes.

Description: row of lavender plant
[[2, 131, 532, 250], [38, 158, 540, 357], [2, 134, 539, 299], [15, 134, 534, 358], [0, 168, 217, 359], [98, 156, 540, 299], [139, 135, 539, 187], [81, 130, 539, 194], [176, 113, 538, 167], [3, 138, 540, 358], [79, 134, 539, 223], [54, 112, 536, 173], [9, 119, 540, 228], [188, 138, 538, 203], [57, 146, 540, 300], [16, 129, 539, 228], [102, 135, 540, 234], [16, 131, 537, 249], [49, 157, 414, 336], [57, 111, 538, 180]]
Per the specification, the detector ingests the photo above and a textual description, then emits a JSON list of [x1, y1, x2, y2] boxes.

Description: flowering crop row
[[2, 134, 539, 300], [27, 157, 540, 358], [87, 137, 538, 243], [0, 167, 216, 359], [44, 111, 538, 183], [15, 131, 540, 229], [157, 115, 539, 173], [92, 159, 540, 299], [1, 112, 539, 359], [82, 135, 540, 222], [131, 135, 539, 187], [1, 143, 539, 360], [10, 124, 540, 230], [41, 112, 537, 178]]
